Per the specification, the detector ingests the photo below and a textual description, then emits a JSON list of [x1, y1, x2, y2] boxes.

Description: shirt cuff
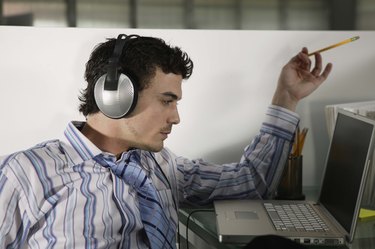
[[260, 105, 300, 141]]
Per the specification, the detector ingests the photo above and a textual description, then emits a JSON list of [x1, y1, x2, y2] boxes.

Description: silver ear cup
[[94, 73, 136, 119]]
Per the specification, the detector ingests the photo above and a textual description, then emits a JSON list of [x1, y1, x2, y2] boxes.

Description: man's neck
[[81, 115, 131, 157]]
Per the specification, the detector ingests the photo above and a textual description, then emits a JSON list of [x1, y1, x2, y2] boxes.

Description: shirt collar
[[60, 121, 102, 167]]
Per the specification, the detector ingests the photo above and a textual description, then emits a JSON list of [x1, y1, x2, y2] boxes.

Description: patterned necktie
[[94, 152, 176, 249]]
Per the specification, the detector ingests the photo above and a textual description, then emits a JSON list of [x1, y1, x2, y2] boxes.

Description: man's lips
[[160, 130, 171, 139]]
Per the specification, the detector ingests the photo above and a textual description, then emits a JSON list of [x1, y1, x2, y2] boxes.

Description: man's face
[[120, 68, 182, 152]]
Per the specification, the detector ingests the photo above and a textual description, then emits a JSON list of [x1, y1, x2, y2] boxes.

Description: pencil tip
[[352, 36, 360, 41]]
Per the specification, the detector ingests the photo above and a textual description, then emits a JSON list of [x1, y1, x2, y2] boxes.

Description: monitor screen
[[319, 111, 374, 234]]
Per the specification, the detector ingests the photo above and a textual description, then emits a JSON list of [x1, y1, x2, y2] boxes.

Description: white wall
[[1, 27, 375, 187]]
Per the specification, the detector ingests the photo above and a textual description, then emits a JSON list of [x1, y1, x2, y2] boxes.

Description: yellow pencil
[[291, 127, 308, 156], [298, 128, 308, 155], [292, 126, 300, 156], [308, 36, 360, 56]]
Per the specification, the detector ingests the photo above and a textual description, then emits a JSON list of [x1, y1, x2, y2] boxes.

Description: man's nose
[[169, 106, 180, 125]]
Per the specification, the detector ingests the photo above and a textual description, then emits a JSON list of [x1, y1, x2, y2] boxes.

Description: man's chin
[[141, 142, 164, 153]]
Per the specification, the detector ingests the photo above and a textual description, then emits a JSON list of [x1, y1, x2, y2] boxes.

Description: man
[[0, 34, 332, 249]]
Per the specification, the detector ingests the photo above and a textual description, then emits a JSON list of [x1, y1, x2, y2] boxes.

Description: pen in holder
[[275, 127, 308, 200]]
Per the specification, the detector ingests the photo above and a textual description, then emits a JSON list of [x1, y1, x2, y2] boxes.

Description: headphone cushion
[[94, 73, 137, 119]]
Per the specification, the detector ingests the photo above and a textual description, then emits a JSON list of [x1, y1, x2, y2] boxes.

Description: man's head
[[79, 35, 193, 153], [79, 34, 193, 116]]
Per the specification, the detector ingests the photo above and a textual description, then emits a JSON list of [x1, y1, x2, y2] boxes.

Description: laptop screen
[[319, 111, 374, 234]]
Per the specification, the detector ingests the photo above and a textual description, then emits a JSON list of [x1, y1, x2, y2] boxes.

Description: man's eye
[[162, 100, 173, 105]]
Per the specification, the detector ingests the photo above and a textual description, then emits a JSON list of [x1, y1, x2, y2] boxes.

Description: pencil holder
[[275, 155, 305, 200]]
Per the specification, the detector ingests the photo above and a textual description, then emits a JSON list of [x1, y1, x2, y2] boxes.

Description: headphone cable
[[185, 209, 215, 249]]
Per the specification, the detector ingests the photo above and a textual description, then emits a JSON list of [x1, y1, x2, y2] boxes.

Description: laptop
[[214, 109, 375, 246]]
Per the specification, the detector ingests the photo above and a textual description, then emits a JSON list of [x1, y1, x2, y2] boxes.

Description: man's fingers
[[311, 53, 323, 76], [319, 63, 333, 81]]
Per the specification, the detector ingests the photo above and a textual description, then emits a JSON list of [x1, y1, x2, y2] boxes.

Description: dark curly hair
[[78, 35, 194, 116]]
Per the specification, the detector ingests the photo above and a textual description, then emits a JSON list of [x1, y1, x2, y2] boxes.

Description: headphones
[[94, 34, 139, 119]]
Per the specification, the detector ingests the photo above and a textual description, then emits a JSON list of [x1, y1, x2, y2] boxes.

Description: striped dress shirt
[[0, 105, 299, 249]]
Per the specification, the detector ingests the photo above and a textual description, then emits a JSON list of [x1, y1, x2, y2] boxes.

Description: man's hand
[[272, 47, 333, 112]]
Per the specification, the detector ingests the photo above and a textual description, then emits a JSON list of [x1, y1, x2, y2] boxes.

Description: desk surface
[[178, 187, 375, 249]]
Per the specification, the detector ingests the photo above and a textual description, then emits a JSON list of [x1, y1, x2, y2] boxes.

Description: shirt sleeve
[[0, 165, 27, 248], [175, 105, 299, 206]]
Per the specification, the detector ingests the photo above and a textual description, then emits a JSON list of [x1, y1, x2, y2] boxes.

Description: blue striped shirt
[[0, 105, 299, 248]]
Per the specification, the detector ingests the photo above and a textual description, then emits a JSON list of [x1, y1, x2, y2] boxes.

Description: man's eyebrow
[[160, 92, 181, 100]]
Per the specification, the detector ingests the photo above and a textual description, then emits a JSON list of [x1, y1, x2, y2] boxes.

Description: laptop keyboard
[[264, 203, 330, 232]]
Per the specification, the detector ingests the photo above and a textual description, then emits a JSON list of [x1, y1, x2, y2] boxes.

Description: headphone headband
[[105, 34, 131, 91]]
